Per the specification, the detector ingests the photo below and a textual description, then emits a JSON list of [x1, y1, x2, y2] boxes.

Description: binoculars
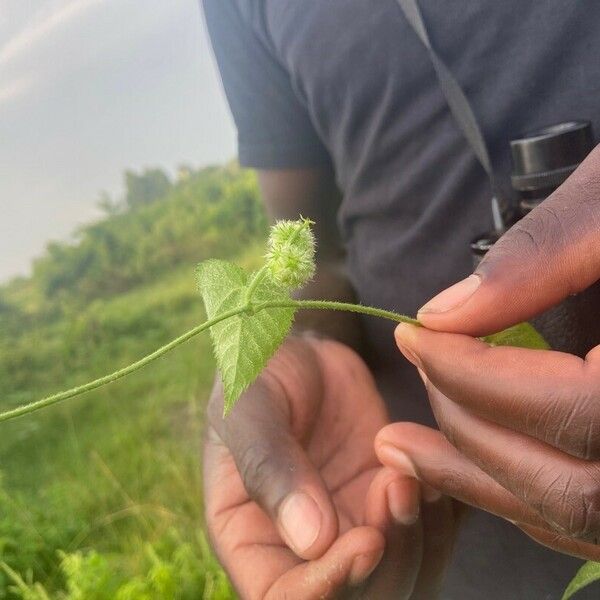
[[470, 120, 600, 356]]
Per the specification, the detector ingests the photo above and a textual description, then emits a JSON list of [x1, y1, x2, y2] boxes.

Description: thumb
[[206, 342, 338, 561], [418, 143, 600, 336]]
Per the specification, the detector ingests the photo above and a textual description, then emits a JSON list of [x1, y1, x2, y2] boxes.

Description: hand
[[204, 336, 456, 599], [376, 144, 600, 560]]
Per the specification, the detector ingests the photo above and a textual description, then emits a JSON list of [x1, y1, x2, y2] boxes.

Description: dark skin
[[203, 167, 457, 598], [376, 144, 600, 561]]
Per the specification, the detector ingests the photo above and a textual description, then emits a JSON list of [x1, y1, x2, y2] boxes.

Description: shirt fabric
[[202, 1, 600, 598]]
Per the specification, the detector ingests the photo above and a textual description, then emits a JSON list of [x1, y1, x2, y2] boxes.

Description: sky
[[0, 0, 236, 282]]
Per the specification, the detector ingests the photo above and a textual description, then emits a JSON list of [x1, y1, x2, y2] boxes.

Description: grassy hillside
[[0, 164, 265, 598]]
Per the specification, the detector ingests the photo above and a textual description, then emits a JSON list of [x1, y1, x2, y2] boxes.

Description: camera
[[471, 120, 600, 356]]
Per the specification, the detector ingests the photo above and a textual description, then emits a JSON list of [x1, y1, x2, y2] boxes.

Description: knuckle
[[579, 412, 600, 461], [547, 471, 600, 543], [546, 388, 600, 460], [571, 481, 600, 543], [580, 483, 600, 544], [569, 377, 600, 460], [237, 438, 286, 502], [508, 205, 560, 258]]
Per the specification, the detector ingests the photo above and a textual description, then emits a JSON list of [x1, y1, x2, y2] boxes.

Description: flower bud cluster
[[265, 218, 316, 289]]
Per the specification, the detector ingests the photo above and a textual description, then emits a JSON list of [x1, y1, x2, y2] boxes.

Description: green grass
[[0, 257, 259, 598], [0, 163, 267, 598]]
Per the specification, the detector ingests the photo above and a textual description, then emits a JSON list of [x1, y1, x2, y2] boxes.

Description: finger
[[204, 433, 300, 595], [395, 323, 600, 459], [411, 495, 456, 600], [205, 448, 385, 600], [208, 387, 338, 560], [517, 522, 600, 562], [265, 527, 385, 599], [207, 340, 338, 560], [417, 144, 600, 335], [375, 422, 548, 529], [363, 468, 423, 598], [423, 384, 600, 544]]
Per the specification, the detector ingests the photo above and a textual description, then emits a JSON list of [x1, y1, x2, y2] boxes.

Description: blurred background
[[0, 1, 259, 597]]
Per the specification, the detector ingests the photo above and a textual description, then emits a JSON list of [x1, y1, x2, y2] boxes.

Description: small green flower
[[265, 218, 316, 289]]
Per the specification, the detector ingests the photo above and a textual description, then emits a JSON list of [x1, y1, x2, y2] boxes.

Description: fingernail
[[387, 480, 420, 525], [349, 549, 384, 586], [395, 323, 422, 368], [417, 367, 428, 386], [418, 274, 481, 315], [377, 445, 418, 478], [422, 483, 442, 503], [279, 492, 321, 554]]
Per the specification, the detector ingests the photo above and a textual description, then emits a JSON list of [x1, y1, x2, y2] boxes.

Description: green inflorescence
[[264, 217, 316, 289]]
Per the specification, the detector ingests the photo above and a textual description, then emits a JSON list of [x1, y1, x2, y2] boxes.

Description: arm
[[257, 167, 364, 350]]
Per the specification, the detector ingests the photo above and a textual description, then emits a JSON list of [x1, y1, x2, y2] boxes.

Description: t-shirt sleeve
[[202, 0, 331, 169]]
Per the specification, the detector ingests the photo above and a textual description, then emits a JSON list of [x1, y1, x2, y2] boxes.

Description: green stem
[[243, 265, 269, 305], [264, 299, 420, 326], [0, 305, 244, 424], [0, 299, 418, 424]]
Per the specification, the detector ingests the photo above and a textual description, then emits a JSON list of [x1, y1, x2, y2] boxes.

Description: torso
[[234, 2, 600, 597], [243, 0, 600, 420]]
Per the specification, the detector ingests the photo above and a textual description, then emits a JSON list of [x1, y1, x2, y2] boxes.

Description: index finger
[[418, 144, 600, 336], [395, 323, 600, 459]]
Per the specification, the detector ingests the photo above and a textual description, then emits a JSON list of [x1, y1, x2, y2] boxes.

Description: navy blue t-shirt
[[203, 1, 600, 597]]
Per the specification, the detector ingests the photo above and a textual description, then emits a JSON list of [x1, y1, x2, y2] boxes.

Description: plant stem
[[0, 299, 418, 423], [243, 265, 269, 305], [0, 305, 244, 424], [262, 299, 420, 326]]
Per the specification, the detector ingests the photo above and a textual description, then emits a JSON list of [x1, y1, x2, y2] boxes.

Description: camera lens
[[511, 120, 594, 214], [471, 120, 595, 267]]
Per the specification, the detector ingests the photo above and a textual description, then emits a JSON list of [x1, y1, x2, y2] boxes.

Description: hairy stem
[[0, 299, 417, 423], [264, 299, 420, 326], [243, 265, 269, 305], [0, 305, 244, 424]]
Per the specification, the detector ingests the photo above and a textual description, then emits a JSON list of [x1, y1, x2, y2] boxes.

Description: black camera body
[[472, 121, 600, 356]]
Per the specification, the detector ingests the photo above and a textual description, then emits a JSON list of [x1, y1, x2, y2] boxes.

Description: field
[[0, 164, 264, 598]]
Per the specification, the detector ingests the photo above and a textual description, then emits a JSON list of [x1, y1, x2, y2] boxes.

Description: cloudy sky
[[0, 0, 236, 282]]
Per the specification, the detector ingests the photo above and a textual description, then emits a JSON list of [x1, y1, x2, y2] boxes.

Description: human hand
[[376, 145, 600, 560], [204, 336, 456, 598]]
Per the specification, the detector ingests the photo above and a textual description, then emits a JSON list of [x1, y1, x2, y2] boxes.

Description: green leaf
[[562, 561, 600, 599], [483, 322, 550, 350], [196, 259, 295, 415]]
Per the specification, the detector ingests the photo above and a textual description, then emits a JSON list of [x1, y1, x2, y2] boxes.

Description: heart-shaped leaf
[[196, 259, 295, 415]]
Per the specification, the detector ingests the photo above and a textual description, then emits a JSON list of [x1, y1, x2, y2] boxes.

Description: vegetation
[[0, 163, 263, 598], [0, 163, 596, 598]]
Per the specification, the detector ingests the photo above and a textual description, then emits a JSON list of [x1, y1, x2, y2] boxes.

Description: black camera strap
[[395, 0, 504, 231]]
